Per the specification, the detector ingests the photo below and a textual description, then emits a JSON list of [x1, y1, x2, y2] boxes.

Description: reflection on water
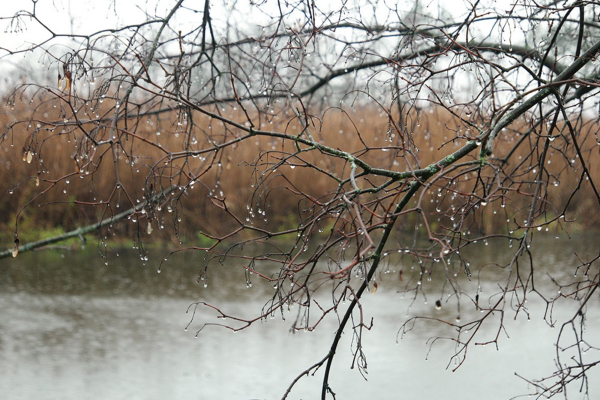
[[0, 235, 598, 399]]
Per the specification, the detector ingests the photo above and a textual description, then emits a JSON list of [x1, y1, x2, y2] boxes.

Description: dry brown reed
[[1, 100, 598, 246]]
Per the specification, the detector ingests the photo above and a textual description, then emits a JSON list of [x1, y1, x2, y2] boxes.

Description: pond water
[[0, 234, 598, 399]]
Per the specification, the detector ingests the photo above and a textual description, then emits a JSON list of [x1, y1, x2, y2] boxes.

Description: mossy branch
[[0, 185, 176, 260]]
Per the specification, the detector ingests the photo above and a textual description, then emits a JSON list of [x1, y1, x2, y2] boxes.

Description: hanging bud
[[64, 70, 72, 92], [371, 281, 378, 294], [26, 151, 33, 164], [60, 62, 72, 92], [147, 221, 153, 235], [12, 238, 19, 258]]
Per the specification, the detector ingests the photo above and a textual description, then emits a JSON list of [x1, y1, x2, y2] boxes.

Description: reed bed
[[1, 100, 598, 247]]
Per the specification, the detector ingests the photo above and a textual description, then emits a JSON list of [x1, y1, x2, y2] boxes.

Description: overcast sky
[[0, 0, 539, 98]]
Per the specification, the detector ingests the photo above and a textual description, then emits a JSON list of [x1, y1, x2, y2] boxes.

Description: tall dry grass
[[1, 100, 598, 246]]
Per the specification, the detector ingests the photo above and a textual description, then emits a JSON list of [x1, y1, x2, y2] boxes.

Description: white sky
[[0, 0, 578, 111], [1, 0, 515, 55]]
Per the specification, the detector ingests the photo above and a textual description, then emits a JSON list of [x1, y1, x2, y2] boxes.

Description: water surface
[[1, 235, 598, 399]]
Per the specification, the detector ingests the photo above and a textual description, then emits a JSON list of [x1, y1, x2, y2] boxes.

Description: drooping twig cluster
[[1, 1, 600, 398]]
